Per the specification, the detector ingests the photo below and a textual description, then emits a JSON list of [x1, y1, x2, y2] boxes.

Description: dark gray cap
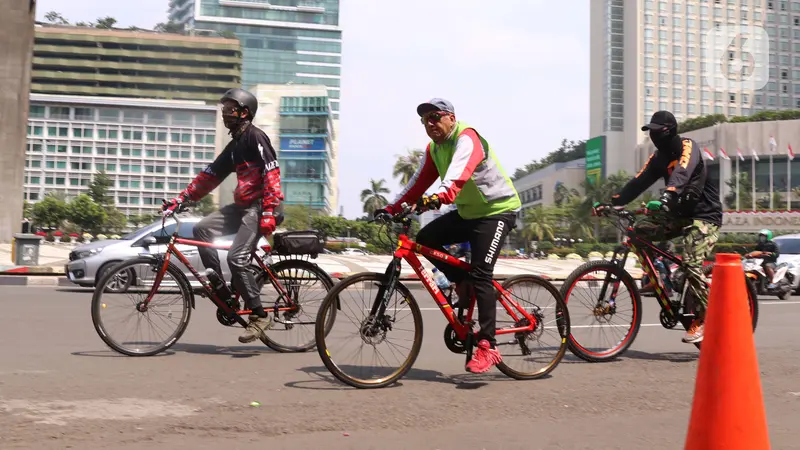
[[641, 110, 677, 131], [417, 98, 455, 116]]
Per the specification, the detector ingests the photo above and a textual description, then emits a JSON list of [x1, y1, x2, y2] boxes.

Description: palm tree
[[521, 205, 556, 242], [392, 148, 424, 186], [360, 178, 391, 215]]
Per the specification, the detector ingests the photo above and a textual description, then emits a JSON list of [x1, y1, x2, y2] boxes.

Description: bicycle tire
[[315, 272, 423, 389], [496, 275, 570, 380], [560, 260, 643, 362], [259, 259, 335, 353], [693, 266, 760, 350], [91, 257, 193, 356]]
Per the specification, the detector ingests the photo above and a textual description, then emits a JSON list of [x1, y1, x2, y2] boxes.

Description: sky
[[34, 0, 590, 219]]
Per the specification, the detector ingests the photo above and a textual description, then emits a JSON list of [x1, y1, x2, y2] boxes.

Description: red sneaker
[[465, 339, 502, 373]]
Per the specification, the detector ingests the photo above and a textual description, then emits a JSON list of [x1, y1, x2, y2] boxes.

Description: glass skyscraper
[[168, 0, 342, 119]]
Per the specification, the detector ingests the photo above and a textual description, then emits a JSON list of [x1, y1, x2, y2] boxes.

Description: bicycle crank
[[443, 324, 466, 354]]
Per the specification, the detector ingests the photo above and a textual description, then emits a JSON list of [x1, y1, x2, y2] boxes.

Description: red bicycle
[[91, 202, 335, 356], [314, 204, 570, 389]]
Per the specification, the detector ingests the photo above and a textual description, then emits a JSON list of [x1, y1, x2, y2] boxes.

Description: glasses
[[220, 104, 241, 115], [421, 112, 451, 125]]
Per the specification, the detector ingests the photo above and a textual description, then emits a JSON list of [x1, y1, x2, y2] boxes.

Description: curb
[[0, 276, 72, 286]]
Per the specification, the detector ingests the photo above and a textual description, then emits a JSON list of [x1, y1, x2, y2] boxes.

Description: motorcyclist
[[162, 88, 283, 344], [593, 111, 723, 344], [745, 229, 780, 289]]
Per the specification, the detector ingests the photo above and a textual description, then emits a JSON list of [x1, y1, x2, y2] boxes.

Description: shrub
[[44, 232, 55, 242], [61, 235, 72, 243]]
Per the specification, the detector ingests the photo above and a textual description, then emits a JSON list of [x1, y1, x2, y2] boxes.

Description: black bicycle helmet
[[220, 88, 258, 118]]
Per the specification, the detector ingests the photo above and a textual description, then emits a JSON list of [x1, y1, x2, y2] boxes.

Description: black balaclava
[[650, 125, 681, 156]]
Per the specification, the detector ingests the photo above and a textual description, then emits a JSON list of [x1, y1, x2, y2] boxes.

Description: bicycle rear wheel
[[91, 257, 192, 356], [259, 259, 335, 353], [560, 261, 643, 362], [496, 275, 570, 380], [315, 273, 423, 389]]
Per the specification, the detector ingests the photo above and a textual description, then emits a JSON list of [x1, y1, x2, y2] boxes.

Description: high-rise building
[[589, 0, 794, 177], [168, 0, 342, 213], [168, 0, 342, 119], [32, 24, 242, 103], [24, 93, 223, 217]]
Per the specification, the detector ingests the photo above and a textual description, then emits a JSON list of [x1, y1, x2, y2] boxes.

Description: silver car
[[65, 216, 267, 291]]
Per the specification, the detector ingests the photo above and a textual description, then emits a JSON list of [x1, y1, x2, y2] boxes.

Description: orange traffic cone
[[684, 253, 770, 449]]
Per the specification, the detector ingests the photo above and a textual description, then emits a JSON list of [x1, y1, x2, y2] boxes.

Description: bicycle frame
[[140, 215, 298, 328], [375, 230, 539, 343], [605, 212, 698, 330]]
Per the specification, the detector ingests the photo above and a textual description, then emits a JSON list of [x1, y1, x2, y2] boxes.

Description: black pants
[[193, 203, 264, 313], [416, 210, 516, 345]]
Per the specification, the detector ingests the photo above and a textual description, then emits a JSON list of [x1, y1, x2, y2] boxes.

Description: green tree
[[360, 178, 390, 215], [94, 17, 117, 29], [87, 170, 114, 206], [194, 196, 217, 216], [392, 148, 424, 186], [31, 194, 68, 229], [68, 195, 107, 234], [521, 206, 556, 242], [22, 200, 32, 219], [128, 214, 146, 228], [282, 204, 320, 231], [217, 30, 237, 39], [44, 11, 69, 24], [154, 21, 185, 34], [104, 207, 128, 234], [725, 172, 754, 210]]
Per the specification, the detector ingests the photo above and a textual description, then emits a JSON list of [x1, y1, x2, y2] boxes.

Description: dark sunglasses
[[421, 112, 451, 124]]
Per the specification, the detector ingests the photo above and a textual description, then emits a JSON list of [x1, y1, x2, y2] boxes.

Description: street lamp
[[346, 226, 351, 249]]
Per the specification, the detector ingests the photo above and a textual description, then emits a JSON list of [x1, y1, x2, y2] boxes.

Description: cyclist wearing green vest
[[375, 98, 521, 374]]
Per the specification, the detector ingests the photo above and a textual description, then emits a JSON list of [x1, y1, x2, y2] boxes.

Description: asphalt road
[[1, 284, 800, 449]]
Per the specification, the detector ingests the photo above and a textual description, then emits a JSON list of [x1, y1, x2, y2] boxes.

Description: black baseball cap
[[641, 110, 677, 131], [417, 98, 455, 117]]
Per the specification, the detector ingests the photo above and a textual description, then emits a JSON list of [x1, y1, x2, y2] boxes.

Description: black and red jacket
[[180, 122, 283, 214]]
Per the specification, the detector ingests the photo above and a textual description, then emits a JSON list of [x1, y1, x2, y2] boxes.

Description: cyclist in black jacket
[[594, 111, 723, 344]]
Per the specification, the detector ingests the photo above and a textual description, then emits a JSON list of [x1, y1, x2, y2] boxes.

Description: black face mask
[[649, 127, 676, 149], [758, 235, 767, 244]]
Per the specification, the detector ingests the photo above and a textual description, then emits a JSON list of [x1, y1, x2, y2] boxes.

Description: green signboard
[[585, 135, 606, 185]]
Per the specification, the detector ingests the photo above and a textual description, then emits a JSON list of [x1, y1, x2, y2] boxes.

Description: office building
[[590, 0, 800, 177], [24, 93, 222, 217], [513, 159, 587, 210], [168, 0, 343, 119], [32, 24, 242, 103], [0, 1, 35, 243]]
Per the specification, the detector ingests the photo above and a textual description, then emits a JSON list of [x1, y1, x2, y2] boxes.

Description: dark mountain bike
[[560, 207, 758, 362]]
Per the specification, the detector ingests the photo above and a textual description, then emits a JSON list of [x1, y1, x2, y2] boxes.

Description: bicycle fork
[[363, 257, 402, 338]]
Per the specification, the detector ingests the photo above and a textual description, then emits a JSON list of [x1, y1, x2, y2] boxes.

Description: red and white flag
[[737, 148, 745, 161], [789, 143, 795, 160], [718, 147, 730, 160], [703, 147, 715, 160], [752, 148, 760, 161], [770, 135, 777, 152]]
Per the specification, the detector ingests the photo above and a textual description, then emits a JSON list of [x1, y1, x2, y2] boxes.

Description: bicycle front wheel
[[560, 261, 643, 362], [496, 275, 570, 379], [315, 273, 423, 389], [91, 257, 192, 356], [259, 259, 335, 353]]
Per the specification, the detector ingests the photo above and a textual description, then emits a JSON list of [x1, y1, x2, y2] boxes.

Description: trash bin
[[12, 233, 43, 266]]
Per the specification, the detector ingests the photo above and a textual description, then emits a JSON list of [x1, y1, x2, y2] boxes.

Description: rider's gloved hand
[[373, 207, 392, 223], [649, 190, 677, 213], [592, 202, 612, 216], [416, 194, 442, 212], [162, 196, 185, 216], [259, 212, 276, 236]]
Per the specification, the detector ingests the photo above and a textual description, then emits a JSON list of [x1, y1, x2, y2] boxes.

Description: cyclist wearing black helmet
[[163, 88, 283, 344]]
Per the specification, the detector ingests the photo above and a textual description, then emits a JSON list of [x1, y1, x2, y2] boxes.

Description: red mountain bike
[[560, 207, 758, 362], [91, 202, 335, 356], [314, 204, 570, 389]]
